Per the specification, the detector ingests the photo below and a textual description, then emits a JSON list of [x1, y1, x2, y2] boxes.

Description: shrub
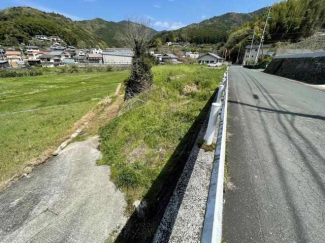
[[69, 65, 79, 73]]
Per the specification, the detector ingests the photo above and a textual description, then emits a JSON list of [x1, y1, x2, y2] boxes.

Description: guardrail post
[[204, 103, 221, 146], [216, 85, 224, 104]]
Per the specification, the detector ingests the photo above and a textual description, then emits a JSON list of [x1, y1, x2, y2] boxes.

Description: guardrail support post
[[204, 103, 221, 145], [216, 85, 224, 104]]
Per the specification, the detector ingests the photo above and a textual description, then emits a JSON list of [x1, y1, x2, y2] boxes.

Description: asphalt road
[[0, 137, 126, 243], [223, 66, 325, 243]]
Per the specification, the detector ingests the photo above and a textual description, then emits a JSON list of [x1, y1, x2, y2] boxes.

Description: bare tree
[[118, 18, 155, 100]]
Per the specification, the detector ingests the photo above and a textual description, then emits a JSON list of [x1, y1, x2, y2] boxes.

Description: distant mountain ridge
[[0, 6, 267, 48], [154, 7, 267, 44], [0, 7, 156, 48]]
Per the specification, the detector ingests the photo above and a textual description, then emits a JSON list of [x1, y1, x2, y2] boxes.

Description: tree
[[119, 18, 154, 100], [154, 37, 163, 48]]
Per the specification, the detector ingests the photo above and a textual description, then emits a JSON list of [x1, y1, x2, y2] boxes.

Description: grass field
[[0, 71, 128, 183]]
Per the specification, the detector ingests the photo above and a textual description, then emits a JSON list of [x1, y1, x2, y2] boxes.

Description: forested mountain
[[153, 8, 267, 45], [0, 7, 156, 48], [224, 0, 325, 62]]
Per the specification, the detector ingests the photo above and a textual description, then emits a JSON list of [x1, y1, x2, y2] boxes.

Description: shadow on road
[[235, 68, 325, 242], [114, 90, 217, 243], [228, 100, 325, 121]]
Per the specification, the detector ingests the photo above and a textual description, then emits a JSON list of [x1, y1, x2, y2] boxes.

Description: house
[[27, 51, 41, 60], [35, 35, 50, 41], [185, 52, 199, 59], [50, 43, 65, 51], [90, 48, 103, 54], [161, 54, 182, 64], [39, 52, 63, 67], [74, 55, 87, 64], [63, 58, 77, 65], [243, 44, 271, 65], [77, 50, 87, 56], [26, 59, 41, 67], [0, 60, 10, 69], [5, 51, 23, 67], [49, 36, 62, 42], [25, 46, 39, 52], [198, 53, 223, 64], [0, 49, 5, 60], [87, 54, 103, 64], [62, 51, 71, 59], [102, 51, 133, 65], [67, 46, 77, 56]]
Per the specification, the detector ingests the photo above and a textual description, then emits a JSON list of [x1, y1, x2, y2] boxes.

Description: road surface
[[223, 66, 325, 243], [0, 137, 126, 243]]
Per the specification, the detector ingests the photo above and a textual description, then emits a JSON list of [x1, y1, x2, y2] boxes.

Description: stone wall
[[265, 55, 325, 85]]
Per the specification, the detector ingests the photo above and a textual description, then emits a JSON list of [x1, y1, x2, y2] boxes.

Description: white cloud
[[170, 22, 185, 30], [153, 4, 161, 8], [201, 15, 207, 19], [154, 21, 185, 30], [154, 21, 170, 28]]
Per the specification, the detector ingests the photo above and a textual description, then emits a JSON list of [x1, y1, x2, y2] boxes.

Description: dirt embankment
[[265, 55, 325, 84]]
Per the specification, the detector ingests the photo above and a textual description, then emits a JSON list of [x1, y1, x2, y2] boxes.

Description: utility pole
[[248, 29, 255, 63], [254, 7, 271, 65]]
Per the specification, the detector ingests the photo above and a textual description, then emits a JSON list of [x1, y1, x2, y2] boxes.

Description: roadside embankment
[[265, 53, 325, 84], [99, 65, 226, 242]]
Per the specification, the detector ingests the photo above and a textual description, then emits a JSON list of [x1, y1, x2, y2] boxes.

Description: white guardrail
[[202, 67, 229, 243]]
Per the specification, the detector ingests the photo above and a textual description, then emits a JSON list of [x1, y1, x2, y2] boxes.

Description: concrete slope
[[0, 137, 126, 243], [223, 67, 325, 243]]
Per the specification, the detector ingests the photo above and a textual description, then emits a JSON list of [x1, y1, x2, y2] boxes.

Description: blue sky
[[0, 0, 281, 30]]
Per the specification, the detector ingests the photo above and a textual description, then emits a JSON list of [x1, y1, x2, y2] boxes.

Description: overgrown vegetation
[[0, 71, 127, 183], [0, 69, 43, 78], [0, 65, 125, 78], [223, 0, 325, 63], [99, 65, 225, 211]]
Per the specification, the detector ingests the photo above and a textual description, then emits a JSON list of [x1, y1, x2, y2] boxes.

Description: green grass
[[99, 65, 226, 210], [0, 71, 128, 183]]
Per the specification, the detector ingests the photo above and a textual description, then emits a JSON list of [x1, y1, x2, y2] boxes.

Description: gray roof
[[25, 46, 39, 49], [102, 51, 133, 57], [163, 54, 178, 59], [199, 53, 223, 59], [39, 54, 54, 59], [50, 51, 63, 56]]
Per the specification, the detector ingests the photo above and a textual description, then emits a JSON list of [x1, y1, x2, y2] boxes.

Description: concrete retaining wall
[[265, 54, 325, 84]]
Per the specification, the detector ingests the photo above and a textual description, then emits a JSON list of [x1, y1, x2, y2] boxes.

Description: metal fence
[[202, 67, 229, 243]]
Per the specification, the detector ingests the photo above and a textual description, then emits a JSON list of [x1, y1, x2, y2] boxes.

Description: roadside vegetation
[[0, 65, 127, 78], [99, 65, 225, 212], [0, 71, 128, 184]]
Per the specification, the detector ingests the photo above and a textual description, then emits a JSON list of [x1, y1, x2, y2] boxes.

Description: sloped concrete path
[[0, 137, 126, 243]]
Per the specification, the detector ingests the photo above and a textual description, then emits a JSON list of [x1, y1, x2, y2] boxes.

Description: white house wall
[[103, 55, 132, 65]]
